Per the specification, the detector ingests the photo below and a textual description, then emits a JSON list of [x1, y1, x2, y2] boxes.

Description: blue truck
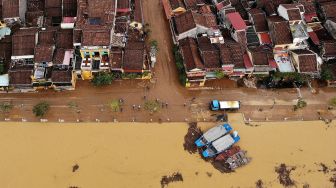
[[210, 100, 240, 111]]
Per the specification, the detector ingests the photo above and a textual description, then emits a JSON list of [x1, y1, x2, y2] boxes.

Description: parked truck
[[210, 100, 240, 111]]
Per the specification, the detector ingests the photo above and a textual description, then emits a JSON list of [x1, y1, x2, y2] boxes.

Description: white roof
[[212, 134, 234, 152], [203, 125, 229, 142], [0, 74, 9, 87], [219, 101, 240, 109]]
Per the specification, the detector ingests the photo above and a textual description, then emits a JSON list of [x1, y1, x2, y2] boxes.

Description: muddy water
[[0, 114, 335, 187]]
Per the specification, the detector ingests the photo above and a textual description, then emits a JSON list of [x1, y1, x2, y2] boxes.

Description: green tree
[[0, 102, 13, 114], [0, 64, 4, 75], [33, 102, 50, 118], [92, 72, 115, 86], [150, 40, 159, 51], [329, 97, 336, 107], [215, 70, 225, 79], [293, 98, 307, 111], [108, 99, 121, 112], [321, 66, 333, 81], [144, 100, 161, 113]]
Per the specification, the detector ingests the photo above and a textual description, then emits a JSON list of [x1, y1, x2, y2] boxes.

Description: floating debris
[[255, 179, 264, 188], [183, 122, 202, 154], [318, 163, 329, 174], [72, 164, 79, 172], [160, 172, 183, 188], [275, 164, 296, 187]]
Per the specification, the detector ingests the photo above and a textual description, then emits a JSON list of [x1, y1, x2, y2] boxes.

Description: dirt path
[[0, 0, 335, 122]]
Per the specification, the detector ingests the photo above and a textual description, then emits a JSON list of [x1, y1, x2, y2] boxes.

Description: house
[[219, 40, 253, 76], [320, 40, 336, 60], [171, 10, 218, 43], [8, 64, 33, 88], [224, 12, 248, 46], [267, 16, 293, 48], [110, 47, 124, 73], [247, 45, 277, 74], [1, 0, 27, 23], [45, 0, 62, 25], [162, 0, 186, 20], [11, 28, 39, 66], [123, 41, 148, 74], [318, 1, 336, 21], [277, 4, 304, 22], [197, 36, 221, 79], [248, 8, 268, 33], [74, 0, 115, 79], [183, 0, 205, 10], [297, 0, 319, 23], [290, 49, 320, 76], [179, 37, 206, 87]]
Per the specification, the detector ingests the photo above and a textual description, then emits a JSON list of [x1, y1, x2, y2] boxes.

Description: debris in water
[[303, 183, 310, 188], [160, 172, 183, 188], [183, 122, 202, 154], [318, 163, 329, 174], [255, 179, 264, 188], [275, 164, 296, 187], [72, 164, 79, 172], [211, 160, 233, 173], [330, 174, 336, 188], [206, 172, 212, 177]]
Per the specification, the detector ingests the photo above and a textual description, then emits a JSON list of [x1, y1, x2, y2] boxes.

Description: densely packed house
[[162, 0, 336, 87], [0, 0, 150, 91]]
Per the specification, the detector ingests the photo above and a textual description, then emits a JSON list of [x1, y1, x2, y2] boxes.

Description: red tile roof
[[226, 12, 247, 30], [12, 28, 39, 56], [259, 32, 272, 44], [34, 45, 54, 62], [173, 11, 211, 34], [291, 49, 318, 72], [2, 0, 19, 18], [267, 16, 293, 45], [249, 9, 268, 32]]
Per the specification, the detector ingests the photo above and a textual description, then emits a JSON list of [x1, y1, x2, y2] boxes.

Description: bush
[[172, 45, 187, 86], [293, 98, 307, 111], [33, 102, 50, 117], [92, 72, 115, 86], [0, 102, 13, 113]]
